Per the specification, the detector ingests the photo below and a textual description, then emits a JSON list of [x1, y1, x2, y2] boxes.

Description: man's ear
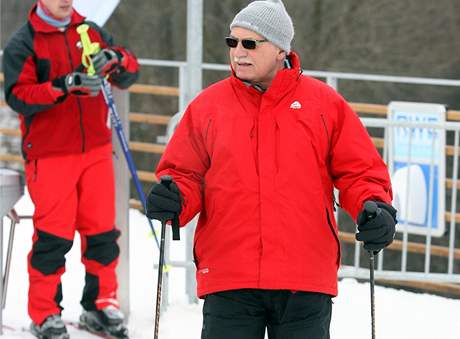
[[277, 50, 286, 61]]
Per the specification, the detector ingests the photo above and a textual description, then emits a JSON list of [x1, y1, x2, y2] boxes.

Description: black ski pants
[[201, 289, 332, 339]]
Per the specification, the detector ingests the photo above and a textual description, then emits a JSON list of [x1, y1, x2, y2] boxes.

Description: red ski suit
[[3, 6, 138, 161], [157, 52, 392, 298], [2, 5, 138, 325]]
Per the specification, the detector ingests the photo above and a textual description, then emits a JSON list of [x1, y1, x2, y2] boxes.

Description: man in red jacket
[[3, 0, 138, 338], [147, 0, 397, 338]]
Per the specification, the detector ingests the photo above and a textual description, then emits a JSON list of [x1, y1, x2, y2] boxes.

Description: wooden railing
[[2, 77, 460, 217], [1, 73, 460, 296]]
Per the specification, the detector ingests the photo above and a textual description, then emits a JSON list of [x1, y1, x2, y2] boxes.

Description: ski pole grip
[[76, 24, 101, 76], [159, 175, 173, 187], [364, 201, 381, 219], [159, 175, 181, 241], [363, 201, 381, 255]]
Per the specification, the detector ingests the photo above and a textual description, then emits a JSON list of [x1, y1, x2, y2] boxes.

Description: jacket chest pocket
[[293, 110, 329, 169], [274, 109, 329, 196]]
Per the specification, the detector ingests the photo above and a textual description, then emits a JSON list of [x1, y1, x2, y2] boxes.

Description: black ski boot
[[79, 306, 129, 339], [30, 314, 70, 339]]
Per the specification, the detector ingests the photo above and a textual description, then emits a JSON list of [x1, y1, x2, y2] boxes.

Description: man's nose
[[233, 42, 247, 57]]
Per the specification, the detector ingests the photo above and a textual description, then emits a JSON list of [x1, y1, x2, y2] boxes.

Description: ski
[[7, 319, 122, 338], [1, 324, 18, 332], [67, 320, 128, 339], [18, 326, 69, 339]]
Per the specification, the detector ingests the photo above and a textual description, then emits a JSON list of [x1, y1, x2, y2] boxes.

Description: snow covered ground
[[1, 191, 460, 338]]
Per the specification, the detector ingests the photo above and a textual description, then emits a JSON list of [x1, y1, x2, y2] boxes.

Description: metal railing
[[2, 61, 460, 303], [341, 118, 460, 284]]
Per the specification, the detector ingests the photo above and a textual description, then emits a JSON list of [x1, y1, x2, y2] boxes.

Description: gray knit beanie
[[230, 0, 294, 53]]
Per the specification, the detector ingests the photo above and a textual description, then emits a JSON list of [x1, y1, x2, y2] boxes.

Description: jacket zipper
[[325, 208, 341, 267], [21, 115, 34, 160], [320, 113, 340, 211], [63, 29, 86, 153]]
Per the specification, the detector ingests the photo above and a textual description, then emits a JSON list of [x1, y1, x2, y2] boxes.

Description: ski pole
[[363, 201, 380, 339], [369, 250, 376, 339], [76, 24, 160, 250], [154, 175, 181, 339]]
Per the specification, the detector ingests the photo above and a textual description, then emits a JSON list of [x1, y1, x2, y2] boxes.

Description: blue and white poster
[[388, 102, 446, 237]]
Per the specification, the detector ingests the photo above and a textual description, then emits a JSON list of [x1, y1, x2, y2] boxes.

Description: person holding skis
[[2, 0, 138, 338], [147, 0, 397, 338]]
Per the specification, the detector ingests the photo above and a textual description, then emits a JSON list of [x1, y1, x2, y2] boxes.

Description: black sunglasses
[[225, 36, 267, 50]]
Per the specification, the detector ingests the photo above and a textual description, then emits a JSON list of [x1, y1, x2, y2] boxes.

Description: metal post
[[401, 128, 414, 273], [186, 0, 203, 105], [424, 128, 437, 274], [326, 76, 338, 90], [113, 88, 130, 318], [0, 169, 23, 334], [378, 126, 390, 272], [0, 216, 3, 335], [2, 210, 19, 309], [169, 0, 203, 306], [448, 130, 459, 274], [179, 65, 188, 114], [0, 0, 4, 59], [0, 0, 3, 59]]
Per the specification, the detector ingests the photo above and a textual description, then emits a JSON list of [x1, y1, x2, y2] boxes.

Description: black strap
[[159, 175, 181, 241], [172, 216, 180, 241]]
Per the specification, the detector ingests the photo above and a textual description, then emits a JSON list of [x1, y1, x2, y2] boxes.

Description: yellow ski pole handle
[[148, 230, 171, 272], [163, 264, 172, 273], [76, 24, 100, 76]]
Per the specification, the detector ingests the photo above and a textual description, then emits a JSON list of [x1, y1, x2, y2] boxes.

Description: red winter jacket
[[156, 52, 392, 297], [3, 5, 139, 160]]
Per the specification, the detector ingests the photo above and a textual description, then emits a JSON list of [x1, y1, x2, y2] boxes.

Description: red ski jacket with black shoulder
[[3, 5, 139, 160], [156, 52, 393, 298]]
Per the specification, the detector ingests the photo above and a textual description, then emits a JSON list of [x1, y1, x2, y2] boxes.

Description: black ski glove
[[91, 48, 123, 77], [52, 72, 102, 97], [146, 177, 182, 223], [356, 201, 397, 253]]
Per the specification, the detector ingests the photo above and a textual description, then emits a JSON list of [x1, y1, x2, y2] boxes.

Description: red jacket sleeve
[[3, 29, 62, 117], [156, 105, 210, 226], [329, 95, 393, 220]]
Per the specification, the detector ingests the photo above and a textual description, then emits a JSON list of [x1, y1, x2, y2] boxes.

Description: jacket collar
[[230, 51, 302, 102], [29, 3, 85, 33]]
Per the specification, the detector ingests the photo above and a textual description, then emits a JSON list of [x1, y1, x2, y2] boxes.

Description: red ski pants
[[25, 143, 121, 325]]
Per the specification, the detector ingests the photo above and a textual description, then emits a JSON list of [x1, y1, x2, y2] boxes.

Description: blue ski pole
[[102, 79, 161, 251], [77, 24, 160, 250]]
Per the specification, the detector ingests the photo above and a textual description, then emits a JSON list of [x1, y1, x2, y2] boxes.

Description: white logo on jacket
[[290, 101, 302, 109]]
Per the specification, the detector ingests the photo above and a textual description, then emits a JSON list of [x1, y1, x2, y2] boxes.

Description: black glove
[[356, 201, 397, 253], [90, 48, 122, 77], [52, 72, 102, 96], [146, 177, 182, 223]]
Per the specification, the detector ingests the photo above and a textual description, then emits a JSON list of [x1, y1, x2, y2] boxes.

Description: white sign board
[[388, 102, 446, 237], [73, 0, 120, 26]]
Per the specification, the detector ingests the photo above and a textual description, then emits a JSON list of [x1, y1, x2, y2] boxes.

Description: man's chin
[[57, 9, 73, 18], [235, 73, 253, 83]]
